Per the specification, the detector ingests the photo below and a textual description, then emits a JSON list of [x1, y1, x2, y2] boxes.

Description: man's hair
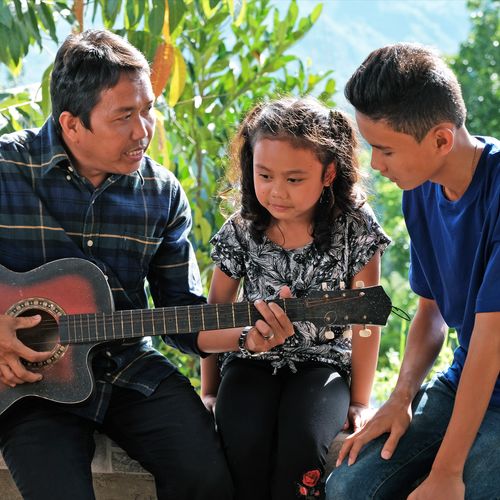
[[50, 29, 150, 134], [345, 43, 466, 142]]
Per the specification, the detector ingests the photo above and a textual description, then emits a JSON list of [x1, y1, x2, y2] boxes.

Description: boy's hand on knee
[[335, 397, 412, 467]]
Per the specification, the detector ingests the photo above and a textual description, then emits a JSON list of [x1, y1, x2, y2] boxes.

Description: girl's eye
[[288, 178, 303, 183], [259, 173, 270, 180]]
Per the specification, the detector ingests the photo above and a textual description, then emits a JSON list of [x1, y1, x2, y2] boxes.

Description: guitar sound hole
[[17, 309, 60, 353]]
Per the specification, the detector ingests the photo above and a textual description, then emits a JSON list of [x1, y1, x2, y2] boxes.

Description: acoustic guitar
[[0, 258, 392, 416]]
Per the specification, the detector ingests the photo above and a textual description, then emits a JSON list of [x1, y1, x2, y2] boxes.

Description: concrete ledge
[[0, 431, 348, 499]]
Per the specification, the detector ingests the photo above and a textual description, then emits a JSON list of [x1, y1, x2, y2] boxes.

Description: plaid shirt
[[0, 118, 205, 422]]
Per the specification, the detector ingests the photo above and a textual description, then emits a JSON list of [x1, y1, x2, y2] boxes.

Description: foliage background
[[0, 0, 498, 402]]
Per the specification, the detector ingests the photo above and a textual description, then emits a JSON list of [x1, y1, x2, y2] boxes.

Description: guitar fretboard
[[58, 298, 306, 344]]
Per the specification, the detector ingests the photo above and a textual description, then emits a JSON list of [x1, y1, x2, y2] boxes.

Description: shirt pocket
[[114, 232, 163, 291]]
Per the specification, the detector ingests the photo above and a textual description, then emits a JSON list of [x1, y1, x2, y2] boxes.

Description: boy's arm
[[348, 252, 382, 430], [409, 310, 500, 500], [337, 296, 447, 466]]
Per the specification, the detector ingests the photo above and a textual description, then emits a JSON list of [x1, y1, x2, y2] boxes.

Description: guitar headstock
[[288, 285, 392, 328]]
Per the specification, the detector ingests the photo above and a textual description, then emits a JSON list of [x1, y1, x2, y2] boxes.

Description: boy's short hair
[[345, 43, 466, 142], [50, 29, 150, 135]]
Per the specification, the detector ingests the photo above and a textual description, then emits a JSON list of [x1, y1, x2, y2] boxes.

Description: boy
[[327, 43, 499, 499]]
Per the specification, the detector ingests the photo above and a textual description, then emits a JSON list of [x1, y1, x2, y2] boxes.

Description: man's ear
[[58, 111, 83, 144], [431, 124, 455, 156], [323, 162, 336, 185]]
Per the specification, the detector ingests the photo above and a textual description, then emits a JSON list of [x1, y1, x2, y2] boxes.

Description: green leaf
[[149, 0, 165, 36], [0, 4, 13, 28], [168, 0, 187, 34]]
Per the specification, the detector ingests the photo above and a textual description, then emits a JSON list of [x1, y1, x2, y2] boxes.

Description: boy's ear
[[432, 125, 455, 156], [323, 163, 336, 185]]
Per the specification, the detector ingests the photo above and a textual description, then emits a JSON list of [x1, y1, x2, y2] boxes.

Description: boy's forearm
[[432, 313, 500, 474], [391, 298, 447, 404]]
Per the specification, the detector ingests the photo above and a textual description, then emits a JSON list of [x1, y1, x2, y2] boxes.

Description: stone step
[[0, 431, 348, 499]]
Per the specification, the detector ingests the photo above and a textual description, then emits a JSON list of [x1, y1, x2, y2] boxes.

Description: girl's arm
[[199, 266, 295, 410], [347, 251, 382, 431], [200, 267, 240, 411]]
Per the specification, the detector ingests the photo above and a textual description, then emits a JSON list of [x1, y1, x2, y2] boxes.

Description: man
[[0, 29, 236, 500], [326, 43, 500, 500]]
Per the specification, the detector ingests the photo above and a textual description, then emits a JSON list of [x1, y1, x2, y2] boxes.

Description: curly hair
[[226, 96, 365, 252]]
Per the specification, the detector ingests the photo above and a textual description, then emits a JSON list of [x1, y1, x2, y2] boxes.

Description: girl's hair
[[227, 96, 365, 252]]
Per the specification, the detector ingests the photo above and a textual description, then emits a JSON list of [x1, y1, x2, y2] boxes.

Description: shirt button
[[66, 175, 71, 181], [87, 240, 93, 247], [105, 351, 112, 357], [68, 166, 74, 172], [105, 372, 112, 377]]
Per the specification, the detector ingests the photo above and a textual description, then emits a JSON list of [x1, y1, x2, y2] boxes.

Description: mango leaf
[[151, 42, 175, 97], [168, 0, 187, 34], [168, 47, 187, 107], [149, 0, 165, 36]]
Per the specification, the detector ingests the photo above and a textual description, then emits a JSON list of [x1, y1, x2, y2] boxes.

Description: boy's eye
[[288, 178, 303, 183], [259, 173, 270, 179]]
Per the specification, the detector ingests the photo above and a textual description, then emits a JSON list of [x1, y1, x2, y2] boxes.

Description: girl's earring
[[320, 186, 335, 206]]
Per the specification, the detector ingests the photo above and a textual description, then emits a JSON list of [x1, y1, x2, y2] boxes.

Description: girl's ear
[[323, 163, 336, 186]]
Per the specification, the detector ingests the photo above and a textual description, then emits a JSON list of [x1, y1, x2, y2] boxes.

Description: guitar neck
[[58, 299, 305, 344]]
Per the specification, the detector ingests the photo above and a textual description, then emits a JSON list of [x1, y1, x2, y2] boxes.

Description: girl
[[199, 96, 390, 500]]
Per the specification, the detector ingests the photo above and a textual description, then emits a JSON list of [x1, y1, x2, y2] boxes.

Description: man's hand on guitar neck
[[0, 314, 53, 387]]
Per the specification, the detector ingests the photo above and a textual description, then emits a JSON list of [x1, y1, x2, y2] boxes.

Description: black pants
[[215, 359, 350, 500], [0, 371, 233, 500]]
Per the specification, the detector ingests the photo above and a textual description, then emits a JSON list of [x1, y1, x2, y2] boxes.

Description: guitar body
[[0, 258, 114, 416]]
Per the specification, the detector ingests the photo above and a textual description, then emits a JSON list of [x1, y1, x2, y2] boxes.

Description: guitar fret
[[175, 307, 179, 333], [201, 305, 205, 330], [130, 310, 134, 338], [187, 305, 192, 332], [162, 309, 167, 335], [102, 313, 107, 340], [215, 304, 220, 329], [231, 303, 236, 327], [247, 302, 251, 325]]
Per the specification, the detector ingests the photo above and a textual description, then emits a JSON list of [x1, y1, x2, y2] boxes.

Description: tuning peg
[[339, 281, 346, 290], [321, 282, 328, 291], [355, 280, 365, 288], [359, 327, 372, 338], [325, 329, 335, 340], [342, 327, 352, 339]]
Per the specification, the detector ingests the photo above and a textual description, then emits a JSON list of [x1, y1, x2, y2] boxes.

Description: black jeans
[[215, 359, 350, 500], [0, 371, 233, 500]]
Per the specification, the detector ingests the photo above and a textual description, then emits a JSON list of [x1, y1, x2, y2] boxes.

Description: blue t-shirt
[[402, 136, 500, 407]]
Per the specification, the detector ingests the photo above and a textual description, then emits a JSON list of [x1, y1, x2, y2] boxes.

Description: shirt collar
[[39, 117, 71, 176]]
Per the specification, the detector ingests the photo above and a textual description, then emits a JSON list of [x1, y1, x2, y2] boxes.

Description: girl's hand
[[202, 394, 217, 414], [343, 403, 377, 433], [408, 469, 465, 500], [247, 286, 295, 353]]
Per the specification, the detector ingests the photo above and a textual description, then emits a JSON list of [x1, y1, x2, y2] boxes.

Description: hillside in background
[[1, 0, 470, 107]]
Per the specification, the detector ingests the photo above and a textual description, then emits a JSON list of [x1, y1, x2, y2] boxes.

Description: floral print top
[[210, 204, 390, 377]]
